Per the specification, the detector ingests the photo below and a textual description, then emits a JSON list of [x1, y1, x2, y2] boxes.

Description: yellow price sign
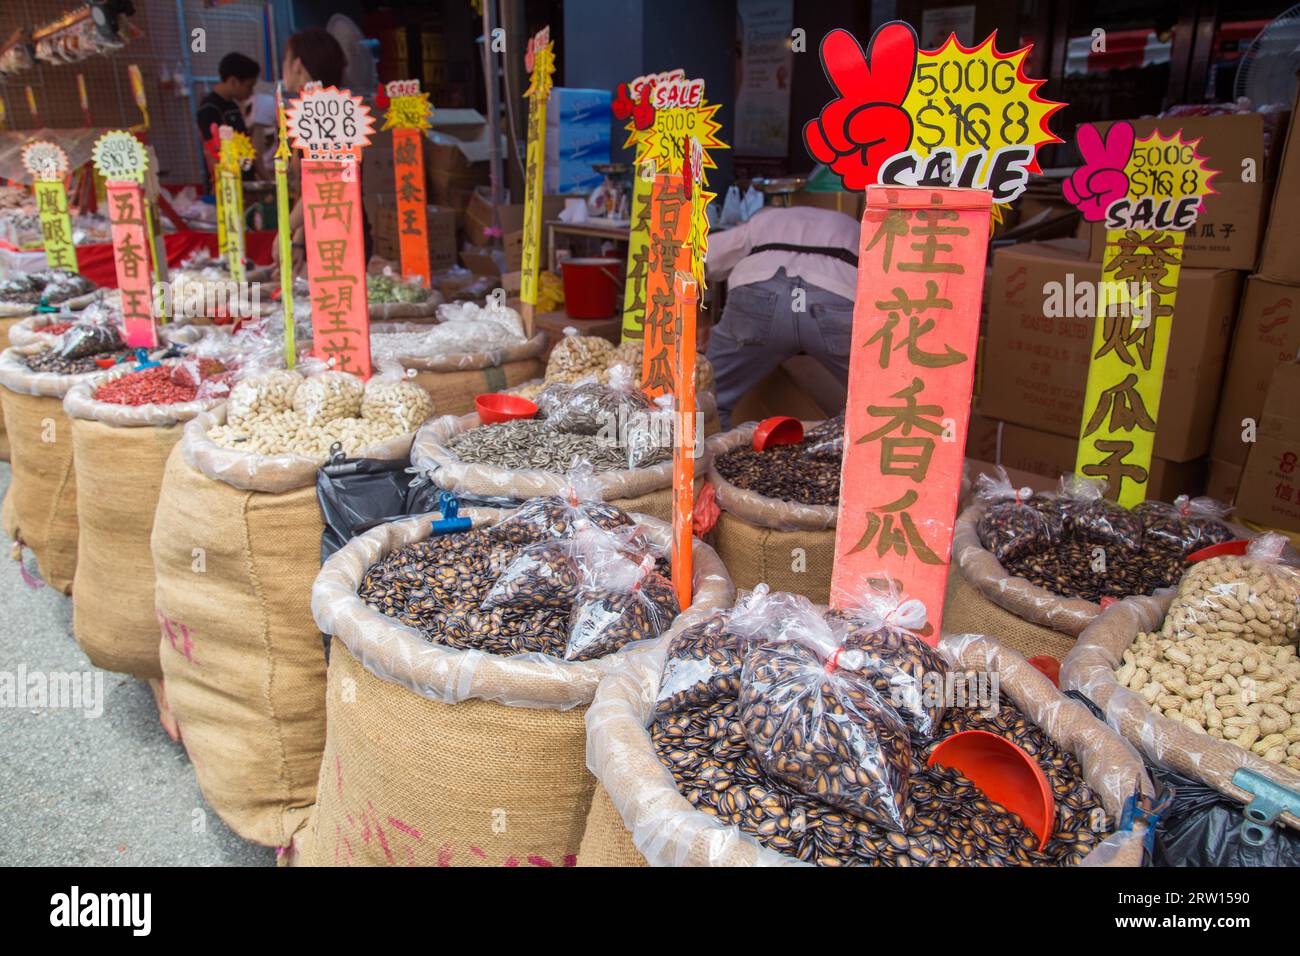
[[520, 29, 555, 309]]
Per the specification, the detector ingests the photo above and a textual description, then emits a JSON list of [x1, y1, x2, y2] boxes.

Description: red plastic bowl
[[752, 416, 804, 451], [476, 392, 539, 424]]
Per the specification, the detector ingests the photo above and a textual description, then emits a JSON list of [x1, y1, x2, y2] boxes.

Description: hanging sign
[[805, 22, 1060, 207], [274, 84, 296, 369], [217, 127, 255, 281], [381, 79, 434, 286], [92, 131, 156, 348], [829, 186, 992, 635], [1062, 122, 1217, 505], [672, 270, 700, 611], [286, 83, 376, 378], [22, 141, 78, 273], [614, 71, 727, 339], [520, 28, 555, 315]]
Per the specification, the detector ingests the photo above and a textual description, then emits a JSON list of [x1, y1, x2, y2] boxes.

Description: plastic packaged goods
[[712, 416, 844, 508], [0, 268, 97, 315], [1131, 495, 1234, 555], [581, 619, 1152, 867], [565, 550, 679, 662], [973, 467, 1063, 563], [487, 463, 636, 544], [367, 303, 529, 362], [537, 363, 651, 436], [1055, 475, 1145, 554], [513, 328, 716, 401]]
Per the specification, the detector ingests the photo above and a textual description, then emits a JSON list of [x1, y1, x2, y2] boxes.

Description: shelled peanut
[[1117, 631, 1300, 770]]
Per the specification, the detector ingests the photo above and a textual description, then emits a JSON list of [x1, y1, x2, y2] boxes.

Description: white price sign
[[91, 131, 148, 182], [285, 85, 375, 161], [21, 140, 69, 181]]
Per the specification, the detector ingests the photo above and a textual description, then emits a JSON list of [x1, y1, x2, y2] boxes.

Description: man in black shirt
[[197, 52, 259, 143]]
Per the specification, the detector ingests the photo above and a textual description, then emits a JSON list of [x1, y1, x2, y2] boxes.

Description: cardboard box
[[1234, 362, 1300, 532], [1206, 458, 1243, 507], [504, 229, 523, 272], [464, 189, 564, 247], [1086, 113, 1283, 271], [547, 88, 613, 126], [967, 414, 1207, 501], [981, 239, 1241, 462], [1211, 275, 1300, 465], [365, 196, 458, 273], [1259, 102, 1300, 284]]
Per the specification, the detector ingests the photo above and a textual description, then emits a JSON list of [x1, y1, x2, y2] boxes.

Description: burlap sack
[[391, 331, 547, 417], [153, 400, 424, 847], [706, 422, 837, 604], [579, 629, 1152, 866], [1061, 592, 1300, 831], [0, 314, 27, 460], [0, 290, 98, 317], [368, 289, 445, 321], [65, 367, 220, 677], [289, 509, 735, 866], [411, 404, 716, 520], [0, 344, 97, 593], [10, 313, 208, 349]]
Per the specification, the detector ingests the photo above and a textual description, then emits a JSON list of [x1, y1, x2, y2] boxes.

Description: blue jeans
[[706, 268, 853, 428]]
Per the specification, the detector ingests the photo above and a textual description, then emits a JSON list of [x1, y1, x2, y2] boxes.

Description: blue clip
[[1232, 768, 1300, 847], [133, 347, 160, 371], [431, 491, 471, 535], [35, 295, 56, 314], [1120, 789, 1165, 855]]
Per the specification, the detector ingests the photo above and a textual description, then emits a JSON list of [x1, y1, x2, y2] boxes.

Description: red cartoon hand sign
[[613, 81, 656, 130], [1063, 122, 1134, 222], [804, 23, 917, 192], [612, 83, 634, 121]]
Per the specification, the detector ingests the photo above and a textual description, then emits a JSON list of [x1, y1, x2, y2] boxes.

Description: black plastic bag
[[316, 451, 414, 563]]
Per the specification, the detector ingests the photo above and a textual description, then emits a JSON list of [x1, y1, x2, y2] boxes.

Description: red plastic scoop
[[927, 730, 1056, 851], [476, 393, 539, 424], [1185, 539, 1249, 563], [752, 416, 803, 451]]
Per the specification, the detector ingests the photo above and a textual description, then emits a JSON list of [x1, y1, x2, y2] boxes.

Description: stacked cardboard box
[[976, 238, 1242, 500], [1234, 361, 1300, 533]]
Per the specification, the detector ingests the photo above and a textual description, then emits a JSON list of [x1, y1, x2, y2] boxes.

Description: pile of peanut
[[208, 369, 434, 461], [1116, 554, 1300, 770]]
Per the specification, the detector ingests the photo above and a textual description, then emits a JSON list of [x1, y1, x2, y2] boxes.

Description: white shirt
[[706, 206, 859, 302]]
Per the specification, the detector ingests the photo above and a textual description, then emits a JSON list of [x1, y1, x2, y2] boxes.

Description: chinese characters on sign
[[520, 28, 554, 312], [640, 172, 692, 400], [672, 271, 700, 610], [217, 128, 255, 282], [287, 85, 377, 378], [830, 186, 992, 635], [1063, 124, 1217, 505], [381, 79, 434, 286], [275, 85, 296, 368], [22, 141, 78, 273], [92, 131, 156, 348]]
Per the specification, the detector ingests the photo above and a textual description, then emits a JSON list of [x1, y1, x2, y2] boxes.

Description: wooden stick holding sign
[[672, 270, 699, 611], [275, 84, 296, 369], [381, 79, 434, 286], [830, 186, 991, 637], [21, 141, 79, 274], [519, 28, 555, 336], [1062, 123, 1218, 506], [92, 131, 157, 348], [286, 83, 377, 378]]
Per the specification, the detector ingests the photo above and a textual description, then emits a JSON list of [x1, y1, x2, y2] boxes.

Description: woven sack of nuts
[[705, 422, 839, 604], [0, 314, 30, 460], [578, 622, 1153, 866], [282, 509, 734, 867], [153, 371, 431, 848], [1062, 564, 1300, 828], [0, 343, 112, 593], [63, 364, 225, 680], [410, 407, 717, 524]]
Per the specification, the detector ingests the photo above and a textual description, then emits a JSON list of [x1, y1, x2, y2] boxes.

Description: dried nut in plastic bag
[[564, 569, 678, 662], [1160, 553, 1300, 647], [292, 371, 365, 425], [487, 494, 633, 545], [739, 640, 913, 830], [654, 611, 745, 718], [360, 379, 434, 431], [227, 369, 302, 425], [480, 538, 578, 610], [1132, 497, 1234, 557]]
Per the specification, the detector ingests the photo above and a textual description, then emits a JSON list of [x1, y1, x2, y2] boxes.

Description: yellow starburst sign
[[381, 79, 433, 131]]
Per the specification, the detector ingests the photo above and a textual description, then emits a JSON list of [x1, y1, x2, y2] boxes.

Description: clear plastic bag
[[537, 363, 652, 436], [57, 320, 122, 360], [480, 537, 579, 611], [564, 549, 679, 662], [738, 600, 915, 831], [624, 394, 674, 470], [1057, 474, 1144, 553], [226, 368, 303, 425], [292, 367, 365, 425], [486, 461, 635, 545], [1160, 532, 1300, 647], [974, 466, 1063, 562], [802, 414, 845, 462], [1132, 495, 1234, 557]]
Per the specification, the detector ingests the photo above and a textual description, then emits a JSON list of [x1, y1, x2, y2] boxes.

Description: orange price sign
[[639, 171, 692, 400], [382, 80, 433, 285], [672, 270, 699, 610], [829, 185, 992, 637], [92, 131, 156, 347]]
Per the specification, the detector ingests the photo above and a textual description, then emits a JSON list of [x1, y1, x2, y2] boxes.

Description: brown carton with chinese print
[[981, 239, 1240, 463], [1235, 361, 1300, 534]]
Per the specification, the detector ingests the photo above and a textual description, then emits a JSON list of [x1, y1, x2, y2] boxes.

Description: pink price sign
[[829, 185, 992, 639], [104, 181, 157, 348]]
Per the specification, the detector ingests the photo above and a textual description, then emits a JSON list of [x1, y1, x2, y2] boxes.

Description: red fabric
[[71, 230, 276, 288]]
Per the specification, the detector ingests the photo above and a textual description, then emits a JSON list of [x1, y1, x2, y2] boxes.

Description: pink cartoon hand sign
[[1063, 122, 1135, 221], [803, 23, 917, 192]]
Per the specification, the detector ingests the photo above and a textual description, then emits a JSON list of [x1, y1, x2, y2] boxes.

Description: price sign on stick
[[22, 141, 78, 273], [616, 71, 726, 340], [830, 186, 992, 638], [520, 28, 555, 325], [1062, 123, 1217, 506], [274, 85, 296, 369], [217, 127, 256, 282], [286, 84, 376, 378], [672, 270, 700, 611], [381, 80, 433, 286], [92, 131, 157, 348], [640, 170, 692, 401]]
